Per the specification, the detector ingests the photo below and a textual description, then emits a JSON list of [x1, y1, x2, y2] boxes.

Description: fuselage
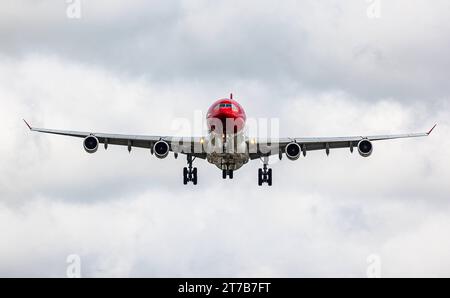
[[205, 96, 249, 171]]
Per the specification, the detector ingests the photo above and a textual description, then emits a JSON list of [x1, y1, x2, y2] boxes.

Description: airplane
[[24, 94, 436, 186]]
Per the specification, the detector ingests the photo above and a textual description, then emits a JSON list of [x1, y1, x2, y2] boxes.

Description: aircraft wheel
[[268, 168, 272, 186], [229, 170, 234, 179], [183, 167, 188, 185], [258, 168, 263, 186], [222, 169, 227, 179], [193, 168, 198, 185]]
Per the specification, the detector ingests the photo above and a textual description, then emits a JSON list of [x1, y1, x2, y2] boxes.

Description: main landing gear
[[258, 157, 272, 186], [183, 155, 197, 185]]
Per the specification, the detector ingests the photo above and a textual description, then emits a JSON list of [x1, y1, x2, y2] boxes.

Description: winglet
[[427, 124, 437, 135], [23, 119, 32, 130]]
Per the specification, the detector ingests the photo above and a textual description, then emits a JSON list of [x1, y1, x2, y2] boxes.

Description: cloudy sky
[[1, 0, 450, 277]]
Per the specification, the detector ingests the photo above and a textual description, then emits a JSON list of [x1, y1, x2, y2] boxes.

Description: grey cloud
[[1, 1, 450, 101]]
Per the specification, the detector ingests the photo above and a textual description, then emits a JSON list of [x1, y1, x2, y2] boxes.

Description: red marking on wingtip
[[23, 119, 32, 130], [428, 124, 437, 135]]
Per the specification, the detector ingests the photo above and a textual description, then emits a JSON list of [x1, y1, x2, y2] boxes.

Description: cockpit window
[[219, 103, 232, 108], [215, 103, 238, 111]]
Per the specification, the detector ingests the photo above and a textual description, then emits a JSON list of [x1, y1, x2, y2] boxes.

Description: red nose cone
[[207, 98, 246, 134]]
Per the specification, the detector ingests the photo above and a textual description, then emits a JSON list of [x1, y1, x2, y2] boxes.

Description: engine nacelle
[[285, 142, 301, 161], [153, 140, 170, 159], [358, 139, 373, 157], [84, 135, 99, 154]]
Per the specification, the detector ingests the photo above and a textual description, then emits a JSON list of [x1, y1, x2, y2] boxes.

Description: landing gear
[[183, 155, 197, 185], [183, 167, 188, 185], [193, 168, 198, 185], [258, 157, 272, 186], [222, 169, 234, 179]]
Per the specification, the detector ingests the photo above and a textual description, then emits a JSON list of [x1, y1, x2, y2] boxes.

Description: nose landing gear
[[258, 157, 272, 186], [222, 169, 234, 179], [183, 155, 197, 185]]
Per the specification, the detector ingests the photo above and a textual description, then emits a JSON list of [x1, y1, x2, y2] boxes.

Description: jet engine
[[84, 135, 99, 154], [285, 142, 301, 160], [153, 140, 170, 159], [358, 139, 373, 157]]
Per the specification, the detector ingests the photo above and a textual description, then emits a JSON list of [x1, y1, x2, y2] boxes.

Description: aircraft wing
[[23, 120, 207, 159], [249, 125, 436, 160]]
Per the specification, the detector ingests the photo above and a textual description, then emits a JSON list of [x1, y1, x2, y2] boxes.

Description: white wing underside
[[24, 120, 436, 159]]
